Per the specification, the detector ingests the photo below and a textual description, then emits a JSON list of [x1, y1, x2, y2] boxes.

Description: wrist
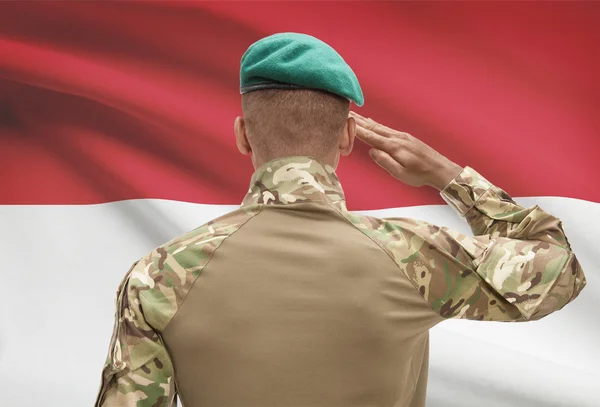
[[428, 162, 463, 191]]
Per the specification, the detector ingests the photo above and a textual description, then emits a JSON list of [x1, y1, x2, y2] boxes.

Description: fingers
[[350, 111, 392, 136], [349, 110, 376, 129], [355, 124, 399, 152], [369, 148, 405, 178], [349, 111, 412, 141]]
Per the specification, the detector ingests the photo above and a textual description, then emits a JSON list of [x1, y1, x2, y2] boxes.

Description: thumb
[[369, 148, 405, 178]]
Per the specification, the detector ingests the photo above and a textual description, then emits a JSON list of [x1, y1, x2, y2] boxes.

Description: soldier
[[95, 32, 586, 407]]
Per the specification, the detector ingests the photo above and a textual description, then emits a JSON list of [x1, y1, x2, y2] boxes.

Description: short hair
[[241, 89, 350, 161]]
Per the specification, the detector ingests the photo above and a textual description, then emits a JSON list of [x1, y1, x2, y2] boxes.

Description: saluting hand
[[349, 111, 463, 191]]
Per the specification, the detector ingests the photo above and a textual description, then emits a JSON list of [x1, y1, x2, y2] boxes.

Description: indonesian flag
[[1, 1, 598, 406]]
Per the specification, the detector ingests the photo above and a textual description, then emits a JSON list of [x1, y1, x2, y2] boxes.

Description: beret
[[240, 32, 364, 106]]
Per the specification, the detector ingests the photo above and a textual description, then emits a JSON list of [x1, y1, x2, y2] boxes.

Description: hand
[[350, 111, 463, 190]]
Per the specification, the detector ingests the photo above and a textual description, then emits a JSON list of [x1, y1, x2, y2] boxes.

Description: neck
[[252, 150, 339, 170]]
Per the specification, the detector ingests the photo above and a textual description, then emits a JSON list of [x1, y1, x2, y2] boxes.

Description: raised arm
[[349, 111, 586, 322]]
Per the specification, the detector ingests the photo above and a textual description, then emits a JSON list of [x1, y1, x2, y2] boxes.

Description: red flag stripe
[[1, 1, 598, 209]]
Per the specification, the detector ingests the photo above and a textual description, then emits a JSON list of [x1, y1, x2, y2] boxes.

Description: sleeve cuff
[[440, 166, 493, 217]]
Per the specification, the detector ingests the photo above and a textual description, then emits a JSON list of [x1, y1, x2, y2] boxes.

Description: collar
[[241, 156, 347, 210]]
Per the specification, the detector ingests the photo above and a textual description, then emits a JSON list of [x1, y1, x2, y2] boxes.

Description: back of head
[[241, 88, 350, 162]]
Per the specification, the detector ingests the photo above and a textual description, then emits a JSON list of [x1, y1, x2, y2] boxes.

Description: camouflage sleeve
[[441, 166, 572, 246], [411, 166, 587, 321], [94, 262, 176, 407], [372, 166, 586, 322]]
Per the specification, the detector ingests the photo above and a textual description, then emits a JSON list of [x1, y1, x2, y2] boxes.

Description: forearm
[[440, 166, 571, 247]]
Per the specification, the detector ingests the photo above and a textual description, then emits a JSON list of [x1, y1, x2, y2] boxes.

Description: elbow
[[525, 252, 586, 321], [563, 253, 587, 304]]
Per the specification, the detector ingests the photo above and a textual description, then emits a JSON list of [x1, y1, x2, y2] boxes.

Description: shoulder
[[125, 205, 263, 330], [338, 210, 428, 258], [337, 206, 433, 241], [337, 210, 437, 298], [338, 209, 483, 264], [157, 205, 262, 259], [335, 209, 479, 296]]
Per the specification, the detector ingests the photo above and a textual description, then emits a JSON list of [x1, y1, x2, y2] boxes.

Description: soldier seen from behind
[[95, 33, 586, 407]]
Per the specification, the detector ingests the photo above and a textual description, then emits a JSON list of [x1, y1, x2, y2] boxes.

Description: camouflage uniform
[[95, 156, 586, 407]]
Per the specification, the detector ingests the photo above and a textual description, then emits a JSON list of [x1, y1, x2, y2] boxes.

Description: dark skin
[[234, 110, 462, 191]]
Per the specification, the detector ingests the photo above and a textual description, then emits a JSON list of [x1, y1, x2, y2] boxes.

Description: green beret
[[240, 32, 364, 106]]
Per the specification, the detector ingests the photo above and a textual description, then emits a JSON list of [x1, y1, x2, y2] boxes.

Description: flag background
[[0, 1, 598, 406]]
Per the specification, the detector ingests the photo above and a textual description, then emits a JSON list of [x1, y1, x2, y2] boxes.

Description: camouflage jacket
[[94, 156, 586, 407]]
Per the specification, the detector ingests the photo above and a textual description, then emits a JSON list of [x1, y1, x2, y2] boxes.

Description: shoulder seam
[[142, 205, 265, 332], [325, 202, 444, 319]]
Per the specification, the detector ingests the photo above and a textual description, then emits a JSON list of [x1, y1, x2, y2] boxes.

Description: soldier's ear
[[234, 116, 251, 155], [339, 116, 356, 156]]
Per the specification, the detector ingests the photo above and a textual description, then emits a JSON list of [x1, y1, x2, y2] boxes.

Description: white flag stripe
[[0, 196, 598, 406]]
